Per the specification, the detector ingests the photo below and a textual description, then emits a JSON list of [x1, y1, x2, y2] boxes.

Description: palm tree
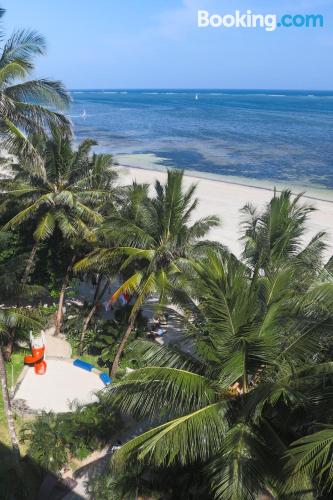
[[20, 411, 69, 473], [0, 307, 43, 461], [77, 274, 109, 355], [241, 189, 326, 276], [103, 240, 333, 498], [0, 245, 44, 360], [76, 170, 221, 377], [0, 8, 71, 169], [78, 183, 151, 355], [1, 129, 117, 334]]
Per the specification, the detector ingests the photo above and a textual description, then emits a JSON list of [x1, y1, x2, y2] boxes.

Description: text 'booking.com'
[[198, 10, 324, 32]]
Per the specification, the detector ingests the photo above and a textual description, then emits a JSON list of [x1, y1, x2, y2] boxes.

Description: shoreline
[[117, 163, 333, 203], [115, 154, 333, 204], [118, 162, 333, 259]]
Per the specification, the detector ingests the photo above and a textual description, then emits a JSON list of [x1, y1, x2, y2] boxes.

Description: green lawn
[[75, 352, 130, 380], [0, 350, 43, 497], [74, 351, 117, 377], [0, 350, 27, 447]]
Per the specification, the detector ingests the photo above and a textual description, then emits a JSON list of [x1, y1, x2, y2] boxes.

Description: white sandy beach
[[118, 164, 333, 260]]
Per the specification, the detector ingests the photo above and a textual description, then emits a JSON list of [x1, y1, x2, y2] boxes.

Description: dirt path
[[44, 325, 72, 359]]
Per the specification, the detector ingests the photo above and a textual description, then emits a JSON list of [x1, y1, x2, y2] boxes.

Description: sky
[[3, 0, 333, 89]]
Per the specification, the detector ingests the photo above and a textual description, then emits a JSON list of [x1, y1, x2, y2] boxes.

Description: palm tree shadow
[[71, 446, 112, 493], [0, 441, 84, 500]]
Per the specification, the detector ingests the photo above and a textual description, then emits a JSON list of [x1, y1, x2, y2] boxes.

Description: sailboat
[[81, 109, 87, 119], [195, 93, 199, 101]]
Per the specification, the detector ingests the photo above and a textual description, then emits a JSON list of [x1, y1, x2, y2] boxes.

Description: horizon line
[[68, 87, 333, 92]]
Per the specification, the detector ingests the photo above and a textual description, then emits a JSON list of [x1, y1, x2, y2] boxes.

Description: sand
[[14, 360, 105, 413], [118, 165, 333, 260]]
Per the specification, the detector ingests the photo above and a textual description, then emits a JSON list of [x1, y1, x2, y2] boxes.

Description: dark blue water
[[69, 89, 333, 188]]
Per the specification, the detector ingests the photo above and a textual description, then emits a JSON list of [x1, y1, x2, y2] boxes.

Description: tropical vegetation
[[0, 6, 332, 500], [0, 8, 70, 166], [76, 171, 222, 377]]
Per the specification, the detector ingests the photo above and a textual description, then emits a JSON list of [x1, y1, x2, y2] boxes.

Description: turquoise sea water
[[69, 90, 333, 189]]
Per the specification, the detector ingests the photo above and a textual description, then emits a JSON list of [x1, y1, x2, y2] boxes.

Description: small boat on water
[[81, 109, 87, 119], [195, 93, 199, 100]]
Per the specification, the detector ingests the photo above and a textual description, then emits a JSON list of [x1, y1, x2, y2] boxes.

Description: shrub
[[21, 403, 122, 474]]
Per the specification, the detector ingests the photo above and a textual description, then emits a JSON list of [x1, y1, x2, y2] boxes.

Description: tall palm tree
[[76, 170, 221, 377], [103, 242, 333, 498], [0, 307, 43, 461], [1, 130, 117, 334], [77, 183, 151, 355], [0, 8, 71, 169], [241, 189, 327, 276]]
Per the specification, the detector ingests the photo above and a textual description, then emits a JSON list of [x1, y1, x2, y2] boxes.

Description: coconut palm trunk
[[3, 329, 14, 362], [110, 314, 137, 378], [21, 241, 38, 285], [78, 279, 109, 355], [55, 257, 75, 336], [0, 348, 20, 461], [92, 275, 103, 303]]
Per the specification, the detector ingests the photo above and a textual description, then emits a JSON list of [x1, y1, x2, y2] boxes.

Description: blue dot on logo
[[277, 22, 282, 27]]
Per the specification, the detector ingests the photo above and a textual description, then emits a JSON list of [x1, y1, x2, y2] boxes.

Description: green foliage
[[36, 304, 57, 317], [0, 307, 44, 355], [89, 462, 213, 500], [285, 426, 333, 496], [100, 191, 333, 499], [0, 8, 70, 168], [20, 403, 122, 474], [76, 170, 222, 318], [64, 303, 148, 372], [1, 130, 117, 248], [21, 412, 68, 473], [0, 351, 27, 446], [241, 189, 326, 274]]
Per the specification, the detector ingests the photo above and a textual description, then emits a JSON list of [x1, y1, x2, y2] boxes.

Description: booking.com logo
[[198, 10, 324, 32]]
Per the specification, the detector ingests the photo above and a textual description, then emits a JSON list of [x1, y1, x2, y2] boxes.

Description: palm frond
[[2, 193, 53, 230], [33, 210, 55, 241], [0, 29, 45, 69], [209, 423, 283, 500], [285, 427, 333, 494], [106, 366, 217, 419], [113, 401, 227, 468]]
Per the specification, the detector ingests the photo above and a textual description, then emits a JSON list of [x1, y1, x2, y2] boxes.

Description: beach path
[[44, 325, 72, 359]]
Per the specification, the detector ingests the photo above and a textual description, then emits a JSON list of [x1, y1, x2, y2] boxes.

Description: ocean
[[68, 90, 333, 190]]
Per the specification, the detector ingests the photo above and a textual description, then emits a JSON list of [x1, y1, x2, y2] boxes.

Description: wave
[[240, 93, 287, 97], [142, 92, 188, 95], [206, 92, 288, 97]]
